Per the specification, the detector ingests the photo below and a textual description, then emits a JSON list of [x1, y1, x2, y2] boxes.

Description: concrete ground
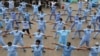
[[0, 3, 100, 56]]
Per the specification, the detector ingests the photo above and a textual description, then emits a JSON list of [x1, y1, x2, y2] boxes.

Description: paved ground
[[0, 3, 100, 56]]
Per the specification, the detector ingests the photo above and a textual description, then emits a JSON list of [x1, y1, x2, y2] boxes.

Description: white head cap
[[95, 42, 99, 46]]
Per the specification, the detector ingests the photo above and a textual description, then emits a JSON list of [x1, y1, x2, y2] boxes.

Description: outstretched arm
[[43, 35, 53, 39], [77, 30, 84, 32], [52, 43, 64, 47], [94, 30, 100, 32], [75, 47, 86, 50], [51, 30, 56, 32], [20, 46, 31, 48], [80, 46, 91, 50], [44, 47, 54, 50]]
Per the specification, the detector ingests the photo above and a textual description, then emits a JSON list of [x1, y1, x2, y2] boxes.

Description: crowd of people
[[0, 0, 100, 56]]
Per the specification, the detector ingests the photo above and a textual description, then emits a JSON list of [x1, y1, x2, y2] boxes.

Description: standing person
[[72, 17, 85, 39], [16, 5, 24, 20], [53, 26, 71, 50], [0, 30, 6, 46], [52, 42, 84, 56], [29, 2, 40, 20], [5, 27, 27, 52], [49, 4, 57, 20], [79, 25, 99, 47], [35, 18, 47, 33], [55, 11, 61, 22], [9, 10, 19, 28], [82, 7, 90, 23], [20, 1, 28, 13], [87, 0, 92, 15], [70, 14, 79, 30], [10, 10, 18, 21], [25, 40, 53, 56], [89, 12, 98, 30], [0, 41, 26, 56], [0, 20, 3, 28], [96, 8, 100, 23], [50, 1, 56, 7], [77, 0, 84, 15], [66, 7, 73, 23], [45, 0, 49, 8], [31, 29, 49, 45], [38, 0, 42, 12], [2, 17, 14, 31], [63, 1, 70, 14], [51, 18, 66, 38], [0, 6, 4, 28], [93, 21, 100, 39], [52, 11, 62, 30], [5, 0, 14, 11], [23, 10, 32, 29], [1, 6, 8, 19], [37, 11, 47, 20], [17, 18, 32, 38], [32, 29, 45, 45], [31, 40, 45, 56], [0, 0, 4, 8], [83, 42, 100, 56]]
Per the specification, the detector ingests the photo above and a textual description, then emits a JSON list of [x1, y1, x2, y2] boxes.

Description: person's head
[[54, 3, 56, 6], [7, 42, 12, 46], [36, 2, 38, 5], [87, 25, 91, 29], [63, 26, 66, 30], [40, 11, 44, 14], [88, 0, 91, 1], [95, 42, 99, 47], [25, 9, 28, 13], [23, 18, 26, 21], [67, 42, 71, 46], [14, 27, 19, 30], [11, 9, 15, 12], [79, 17, 82, 20], [76, 14, 79, 16], [36, 40, 41, 45], [33, 2, 36, 5], [19, 4, 21, 6], [22, 0, 25, 2], [40, 18, 44, 21], [86, 7, 88, 9], [79, 0, 82, 1], [94, 12, 96, 15], [6, 17, 9, 19], [58, 11, 60, 13], [69, 7, 72, 9], [59, 18, 63, 21], [37, 29, 41, 32]]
